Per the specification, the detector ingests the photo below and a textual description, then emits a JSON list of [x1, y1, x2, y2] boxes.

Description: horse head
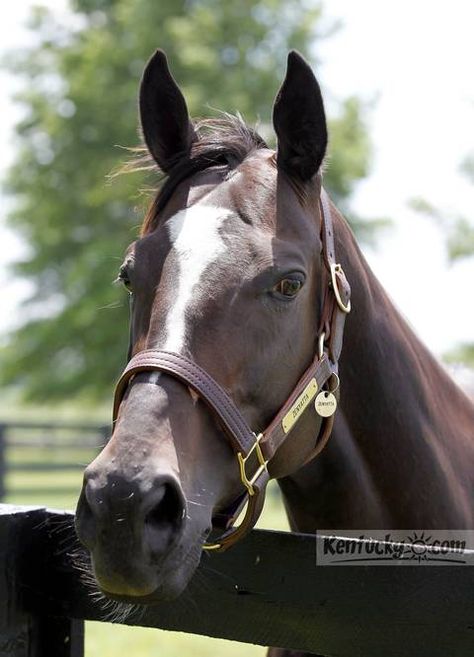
[[75, 49, 339, 603]]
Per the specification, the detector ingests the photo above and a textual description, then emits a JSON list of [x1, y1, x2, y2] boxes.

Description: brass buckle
[[202, 541, 222, 551], [237, 433, 268, 497], [330, 263, 351, 314], [318, 331, 326, 360], [202, 434, 268, 551]]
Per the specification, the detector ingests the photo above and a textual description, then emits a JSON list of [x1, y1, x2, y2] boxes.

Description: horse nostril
[[75, 488, 97, 549], [144, 481, 185, 552], [145, 482, 184, 528]]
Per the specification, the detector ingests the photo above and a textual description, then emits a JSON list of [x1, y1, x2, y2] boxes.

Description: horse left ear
[[139, 49, 196, 172], [272, 51, 327, 181]]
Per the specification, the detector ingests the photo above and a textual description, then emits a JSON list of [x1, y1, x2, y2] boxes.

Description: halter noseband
[[112, 189, 351, 551]]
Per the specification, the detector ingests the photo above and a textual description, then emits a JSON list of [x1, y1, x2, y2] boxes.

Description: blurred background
[[0, 0, 472, 654]]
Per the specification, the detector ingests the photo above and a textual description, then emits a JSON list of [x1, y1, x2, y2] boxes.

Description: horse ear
[[272, 51, 327, 181], [139, 49, 196, 172]]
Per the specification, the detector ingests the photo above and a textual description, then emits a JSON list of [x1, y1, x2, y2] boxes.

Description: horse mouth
[[87, 532, 204, 604], [92, 562, 192, 604], [100, 587, 176, 606]]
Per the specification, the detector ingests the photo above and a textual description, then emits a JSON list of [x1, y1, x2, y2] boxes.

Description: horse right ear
[[139, 49, 196, 172], [272, 51, 327, 181]]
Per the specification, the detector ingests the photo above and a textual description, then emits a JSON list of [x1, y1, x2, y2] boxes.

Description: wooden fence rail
[[0, 421, 108, 501], [1, 504, 474, 657]]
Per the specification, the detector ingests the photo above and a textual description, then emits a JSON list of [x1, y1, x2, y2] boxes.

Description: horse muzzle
[[75, 464, 191, 598]]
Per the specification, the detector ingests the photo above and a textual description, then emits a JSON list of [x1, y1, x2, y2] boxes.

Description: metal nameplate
[[282, 378, 318, 434]]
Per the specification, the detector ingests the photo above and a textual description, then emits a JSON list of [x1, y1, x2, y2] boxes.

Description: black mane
[[141, 114, 267, 234]]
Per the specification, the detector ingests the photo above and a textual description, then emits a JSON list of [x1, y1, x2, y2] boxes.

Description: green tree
[[2, 0, 376, 401]]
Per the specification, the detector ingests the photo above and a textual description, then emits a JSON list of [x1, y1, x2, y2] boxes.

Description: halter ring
[[330, 263, 351, 314]]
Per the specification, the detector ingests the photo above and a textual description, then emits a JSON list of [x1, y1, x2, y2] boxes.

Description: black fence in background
[[0, 420, 108, 500]]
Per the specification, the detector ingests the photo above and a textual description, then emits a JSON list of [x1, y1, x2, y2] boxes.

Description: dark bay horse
[[75, 48, 474, 650]]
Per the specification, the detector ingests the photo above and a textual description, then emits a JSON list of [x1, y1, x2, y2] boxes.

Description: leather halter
[[112, 189, 351, 551]]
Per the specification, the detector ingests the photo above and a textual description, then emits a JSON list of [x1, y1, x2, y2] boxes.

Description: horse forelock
[[139, 114, 268, 236]]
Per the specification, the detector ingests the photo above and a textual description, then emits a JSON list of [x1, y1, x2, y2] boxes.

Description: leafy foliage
[[445, 344, 474, 368], [2, 0, 375, 400], [410, 153, 474, 262]]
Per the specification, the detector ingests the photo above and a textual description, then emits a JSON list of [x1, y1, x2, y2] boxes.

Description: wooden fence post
[[0, 425, 6, 501], [0, 506, 84, 657], [30, 616, 84, 657]]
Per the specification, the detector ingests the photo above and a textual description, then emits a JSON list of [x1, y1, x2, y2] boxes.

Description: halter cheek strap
[[112, 189, 351, 551]]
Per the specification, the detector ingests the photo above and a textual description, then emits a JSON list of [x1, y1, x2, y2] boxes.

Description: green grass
[[86, 622, 266, 656], [4, 439, 288, 656]]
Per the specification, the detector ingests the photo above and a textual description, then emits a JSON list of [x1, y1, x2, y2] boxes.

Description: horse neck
[[278, 205, 474, 531]]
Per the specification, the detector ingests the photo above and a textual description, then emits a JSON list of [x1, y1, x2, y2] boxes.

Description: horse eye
[[118, 265, 132, 292], [273, 277, 303, 299]]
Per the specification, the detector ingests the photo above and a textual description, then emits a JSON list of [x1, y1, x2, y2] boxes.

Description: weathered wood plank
[[0, 506, 84, 657], [2, 504, 474, 656], [0, 421, 107, 432], [0, 428, 5, 501], [7, 440, 102, 449], [8, 463, 89, 472], [31, 616, 84, 657]]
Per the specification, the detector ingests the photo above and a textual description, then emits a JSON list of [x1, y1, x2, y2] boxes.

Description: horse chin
[[90, 535, 203, 605], [99, 573, 190, 605]]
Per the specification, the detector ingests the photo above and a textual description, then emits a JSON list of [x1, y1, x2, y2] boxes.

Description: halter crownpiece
[[112, 188, 351, 551]]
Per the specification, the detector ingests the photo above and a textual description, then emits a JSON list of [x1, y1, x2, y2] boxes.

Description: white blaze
[[164, 205, 230, 352]]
